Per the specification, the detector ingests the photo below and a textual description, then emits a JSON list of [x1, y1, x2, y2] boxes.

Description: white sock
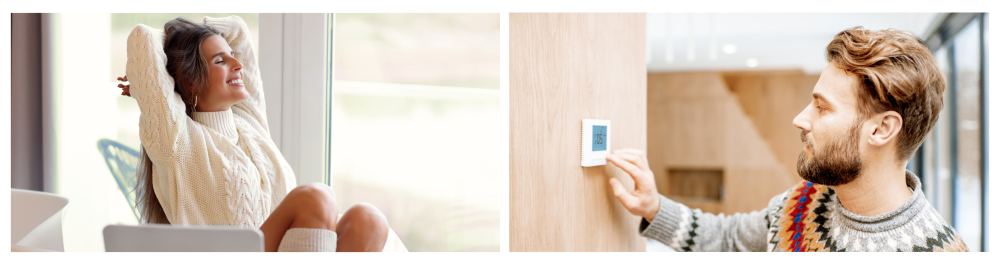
[[277, 228, 338, 252]]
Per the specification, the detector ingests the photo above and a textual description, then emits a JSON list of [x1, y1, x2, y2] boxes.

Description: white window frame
[[259, 13, 329, 186]]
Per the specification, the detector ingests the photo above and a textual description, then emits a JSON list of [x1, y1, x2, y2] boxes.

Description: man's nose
[[792, 107, 811, 133]]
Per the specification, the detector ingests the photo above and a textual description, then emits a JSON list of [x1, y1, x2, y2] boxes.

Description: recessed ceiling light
[[746, 58, 759, 68], [722, 44, 737, 54]]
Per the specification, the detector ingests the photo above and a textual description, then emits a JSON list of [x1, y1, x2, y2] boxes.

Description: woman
[[118, 16, 388, 252]]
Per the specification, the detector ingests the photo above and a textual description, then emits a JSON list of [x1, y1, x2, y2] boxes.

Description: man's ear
[[868, 111, 903, 147]]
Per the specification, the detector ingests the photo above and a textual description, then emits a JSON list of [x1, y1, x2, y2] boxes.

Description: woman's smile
[[226, 75, 243, 86]]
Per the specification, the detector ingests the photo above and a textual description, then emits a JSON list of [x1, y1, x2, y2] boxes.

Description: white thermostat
[[582, 119, 610, 167]]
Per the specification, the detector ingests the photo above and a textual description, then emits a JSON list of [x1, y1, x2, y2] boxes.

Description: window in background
[[328, 14, 505, 251], [951, 17, 983, 252], [921, 47, 954, 226], [914, 14, 986, 252], [46, 13, 118, 252]]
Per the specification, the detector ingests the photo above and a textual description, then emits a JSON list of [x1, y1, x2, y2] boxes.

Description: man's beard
[[796, 121, 863, 186]]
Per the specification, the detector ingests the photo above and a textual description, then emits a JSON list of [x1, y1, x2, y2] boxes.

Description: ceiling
[[646, 13, 941, 74]]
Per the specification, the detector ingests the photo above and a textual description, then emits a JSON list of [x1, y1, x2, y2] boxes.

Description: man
[[606, 27, 968, 252]]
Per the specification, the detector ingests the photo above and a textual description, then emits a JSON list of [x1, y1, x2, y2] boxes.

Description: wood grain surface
[[722, 70, 819, 184], [647, 72, 799, 215], [510, 13, 646, 252]]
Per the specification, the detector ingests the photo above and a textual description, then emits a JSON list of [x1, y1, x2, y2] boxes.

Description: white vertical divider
[[260, 14, 283, 151], [501, 12, 510, 252], [260, 14, 328, 186], [297, 14, 329, 186], [41, 13, 59, 194], [280, 15, 301, 179]]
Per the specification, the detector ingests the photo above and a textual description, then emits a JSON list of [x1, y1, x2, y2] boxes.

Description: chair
[[11, 189, 69, 251], [97, 138, 141, 221]]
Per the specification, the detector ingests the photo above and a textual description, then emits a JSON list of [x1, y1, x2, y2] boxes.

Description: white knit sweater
[[126, 16, 296, 228]]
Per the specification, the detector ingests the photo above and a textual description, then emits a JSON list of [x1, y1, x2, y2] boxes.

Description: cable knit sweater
[[125, 15, 417, 253], [126, 16, 295, 228], [640, 172, 969, 252]]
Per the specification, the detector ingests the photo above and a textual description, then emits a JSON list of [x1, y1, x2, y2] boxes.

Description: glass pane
[[952, 17, 982, 252], [333, 14, 504, 89], [48, 13, 117, 252], [928, 46, 954, 226], [329, 14, 505, 251]]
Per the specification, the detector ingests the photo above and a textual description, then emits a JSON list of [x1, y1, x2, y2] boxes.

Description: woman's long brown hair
[[134, 17, 223, 224]]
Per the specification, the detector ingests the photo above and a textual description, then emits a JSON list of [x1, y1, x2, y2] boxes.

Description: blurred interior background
[[10, 13, 504, 252], [643, 13, 987, 252]]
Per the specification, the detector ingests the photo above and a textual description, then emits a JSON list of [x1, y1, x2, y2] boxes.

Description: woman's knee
[[340, 203, 388, 235], [286, 183, 339, 229]]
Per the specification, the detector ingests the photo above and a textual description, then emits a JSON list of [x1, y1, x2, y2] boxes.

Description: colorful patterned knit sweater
[[639, 172, 968, 252]]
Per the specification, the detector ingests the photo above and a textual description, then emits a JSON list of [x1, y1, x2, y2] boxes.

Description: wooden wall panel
[[648, 72, 796, 215], [722, 71, 819, 186], [510, 13, 646, 252]]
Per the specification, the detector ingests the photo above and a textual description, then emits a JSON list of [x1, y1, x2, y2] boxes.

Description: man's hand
[[606, 149, 660, 222]]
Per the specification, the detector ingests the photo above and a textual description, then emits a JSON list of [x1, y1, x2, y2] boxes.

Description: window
[[912, 13, 987, 252], [950, 16, 984, 252], [328, 14, 506, 251]]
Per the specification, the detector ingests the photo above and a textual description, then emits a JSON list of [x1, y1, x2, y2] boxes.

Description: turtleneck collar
[[831, 171, 925, 233], [191, 108, 238, 140]]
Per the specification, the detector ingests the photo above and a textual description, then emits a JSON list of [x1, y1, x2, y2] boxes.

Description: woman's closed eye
[[215, 52, 235, 64]]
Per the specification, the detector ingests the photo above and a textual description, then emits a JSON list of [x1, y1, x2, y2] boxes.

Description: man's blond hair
[[826, 26, 946, 161]]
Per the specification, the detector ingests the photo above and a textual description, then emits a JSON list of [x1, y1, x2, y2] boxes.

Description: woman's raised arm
[[125, 24, 192, 161], [125, 24, 222, 224]]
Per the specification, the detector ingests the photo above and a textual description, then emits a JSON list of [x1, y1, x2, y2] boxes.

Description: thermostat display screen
[[582, 119, 610, 167], [592, 125, 607, 151]]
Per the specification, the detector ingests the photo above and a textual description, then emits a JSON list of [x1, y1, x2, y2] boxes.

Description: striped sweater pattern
[[639, 172, 968, 252]]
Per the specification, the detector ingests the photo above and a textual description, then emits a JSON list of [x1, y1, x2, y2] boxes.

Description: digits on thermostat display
[[592, 125, 607, 151]]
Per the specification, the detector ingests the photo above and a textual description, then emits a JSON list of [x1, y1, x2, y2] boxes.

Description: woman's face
[[196, 34, 249, 112]]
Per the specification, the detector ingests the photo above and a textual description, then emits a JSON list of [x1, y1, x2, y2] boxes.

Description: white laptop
[[103, 224, 263, 252]]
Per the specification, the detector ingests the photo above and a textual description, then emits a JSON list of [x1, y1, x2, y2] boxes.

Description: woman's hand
[[606, 148, 661, 223], [117, 75, 130, 97]]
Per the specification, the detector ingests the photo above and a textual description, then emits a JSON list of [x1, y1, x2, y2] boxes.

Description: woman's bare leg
[[335, 203, 389, 252], [259, 183, 339, 252]]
